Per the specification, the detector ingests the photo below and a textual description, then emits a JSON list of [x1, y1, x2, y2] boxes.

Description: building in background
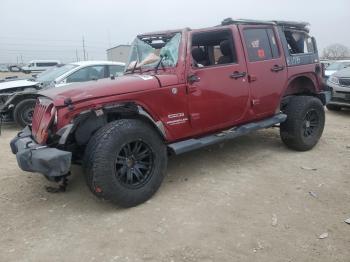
[[106, 45, 131, 63]]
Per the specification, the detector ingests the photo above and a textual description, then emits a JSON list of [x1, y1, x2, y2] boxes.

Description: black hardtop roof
[[220, 18, 310, 32]]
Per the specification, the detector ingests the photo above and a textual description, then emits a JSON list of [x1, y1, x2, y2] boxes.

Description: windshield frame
[[125, 32, 183, 74]]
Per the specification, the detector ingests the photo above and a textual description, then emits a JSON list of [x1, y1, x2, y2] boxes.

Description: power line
[[0, 35, 109, 45], [0, 42, 107, 49]]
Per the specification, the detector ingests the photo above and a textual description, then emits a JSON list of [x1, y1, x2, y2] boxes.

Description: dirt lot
[[0, 71, 28, 79], [0, 110, 349, 262]]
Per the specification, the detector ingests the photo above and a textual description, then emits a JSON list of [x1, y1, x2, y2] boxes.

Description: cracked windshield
[[126, 33, 181, 72]]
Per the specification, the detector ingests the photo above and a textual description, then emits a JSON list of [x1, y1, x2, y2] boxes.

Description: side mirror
[[57, 78, 67, 86]]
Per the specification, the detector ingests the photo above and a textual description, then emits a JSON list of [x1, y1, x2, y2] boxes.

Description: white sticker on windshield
[[138, 75, 153, 80]]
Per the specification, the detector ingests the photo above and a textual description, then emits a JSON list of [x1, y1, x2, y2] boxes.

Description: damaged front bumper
[[10, 126, 72, 180]]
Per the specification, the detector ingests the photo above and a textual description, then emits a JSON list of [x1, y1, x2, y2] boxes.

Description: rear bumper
[[10, 126, 72, 179]]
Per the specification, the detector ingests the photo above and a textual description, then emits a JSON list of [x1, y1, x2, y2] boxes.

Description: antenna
[[82, 36, 86, 61]]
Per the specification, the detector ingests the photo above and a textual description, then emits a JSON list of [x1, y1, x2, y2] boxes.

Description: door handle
[[230, 71, 246, 79], [188, 74, 200, 84], [271, 65, 285, 72]]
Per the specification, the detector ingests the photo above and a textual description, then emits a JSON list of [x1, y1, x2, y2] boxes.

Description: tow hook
[[45, 172, 70, 193]]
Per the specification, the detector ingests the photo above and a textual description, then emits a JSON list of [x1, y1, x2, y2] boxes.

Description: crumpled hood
[[0, 79, 38, 91], [39, 74, 163, 106]]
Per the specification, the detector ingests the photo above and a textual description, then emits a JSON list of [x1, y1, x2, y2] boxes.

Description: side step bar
[[168, 113, 287, 155]]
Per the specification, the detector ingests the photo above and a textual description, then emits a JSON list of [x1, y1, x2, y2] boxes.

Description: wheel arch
[[283, 74, 318, 97], [6, 93, 40, 110], [70, 102, 167, 147]]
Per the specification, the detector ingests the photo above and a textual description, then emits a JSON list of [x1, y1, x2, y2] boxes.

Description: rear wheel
[[13, 98, 36, 128], [326, 104, 341, 111], [83, 119, 167, 207], [280, 96, 325, 151]]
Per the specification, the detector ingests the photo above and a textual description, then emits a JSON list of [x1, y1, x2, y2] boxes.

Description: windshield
[[326, 62, 349, 71], [35, 64, 78, 82], [125, 32, 181, 72]]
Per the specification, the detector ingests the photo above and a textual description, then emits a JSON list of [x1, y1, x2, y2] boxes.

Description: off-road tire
[[280, 96, 325, 151], [83, 119, 167, 207], [13, 98, 37, 128], [326, 104, 341, 111]]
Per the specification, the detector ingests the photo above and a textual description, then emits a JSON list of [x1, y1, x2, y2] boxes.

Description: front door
[[239, 25, 287, 118], [187, 27, 250, 134]]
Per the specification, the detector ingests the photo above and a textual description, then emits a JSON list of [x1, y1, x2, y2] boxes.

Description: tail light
[[32, 97, 56, 144]]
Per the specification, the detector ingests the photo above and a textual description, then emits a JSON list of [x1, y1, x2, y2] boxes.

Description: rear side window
[[267, 29, 279, 58], [109, 65, 124, 76], [36, 62, 58, 67], [284, 31, 314, 54], [244, 28, 279, 62], [66, 65, 105, 83]]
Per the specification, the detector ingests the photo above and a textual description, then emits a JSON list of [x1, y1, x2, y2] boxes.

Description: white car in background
[[21, 60, 61, 74], [324, 60, 350, 79], [0, 61, 125, 127]]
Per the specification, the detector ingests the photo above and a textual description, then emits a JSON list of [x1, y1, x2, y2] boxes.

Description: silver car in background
[[326, 67, 350, 111], [0, 61, 125, 127], [324, 60, 350, 80]]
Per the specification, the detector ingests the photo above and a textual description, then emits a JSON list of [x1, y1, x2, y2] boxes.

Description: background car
[[0, 60, 125, 127], [324, 60, 350, 79], [326, 67, 350, 111], [0, 65, 9, 72], [21, 60, 61, 74]]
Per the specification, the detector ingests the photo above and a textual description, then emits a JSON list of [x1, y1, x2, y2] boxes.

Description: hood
[[39, 74, 175, 106], [333, 67, 350, 78], [0, 79, 39, 91]]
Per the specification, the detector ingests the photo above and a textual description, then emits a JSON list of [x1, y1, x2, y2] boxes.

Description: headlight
[[329, 76, 339, 85]]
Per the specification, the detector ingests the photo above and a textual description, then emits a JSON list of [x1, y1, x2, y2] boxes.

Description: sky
[[0, 0, 349, 64]]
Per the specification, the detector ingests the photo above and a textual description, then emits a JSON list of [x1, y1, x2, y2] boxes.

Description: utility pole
[[75, 49, 79, 62], [82, 36, 86, 61]]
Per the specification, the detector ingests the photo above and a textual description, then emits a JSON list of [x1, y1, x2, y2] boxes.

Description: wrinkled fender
[[59, 102, 166, 146]]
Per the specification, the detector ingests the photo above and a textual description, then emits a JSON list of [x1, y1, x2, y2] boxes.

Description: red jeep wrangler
[[10, 18, 331, 207]]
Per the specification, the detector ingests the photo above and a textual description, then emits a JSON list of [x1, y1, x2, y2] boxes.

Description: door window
[[66, 65, 105, 83], [191, 29, 237, 67]]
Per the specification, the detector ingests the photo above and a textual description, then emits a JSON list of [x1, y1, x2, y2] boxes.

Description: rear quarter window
[[284, 31, 315, 55]]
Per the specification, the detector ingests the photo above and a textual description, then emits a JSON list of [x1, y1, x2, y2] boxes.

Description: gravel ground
[[0, 71, 28, 79], [0, 110, 349, 262]]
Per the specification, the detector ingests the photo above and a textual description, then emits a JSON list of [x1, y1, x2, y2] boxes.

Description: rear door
[[239, 25, 287, 118], [187, 26, 250, 134]]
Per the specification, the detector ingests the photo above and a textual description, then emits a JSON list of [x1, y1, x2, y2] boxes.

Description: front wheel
[[13, 98, 37, 127], [83, 119, 167, 207], [280, 96, 325, 151]]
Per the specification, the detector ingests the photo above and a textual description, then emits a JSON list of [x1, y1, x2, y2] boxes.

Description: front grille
[[339, 78, 350, 87], [31, 98, 55, 144]]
